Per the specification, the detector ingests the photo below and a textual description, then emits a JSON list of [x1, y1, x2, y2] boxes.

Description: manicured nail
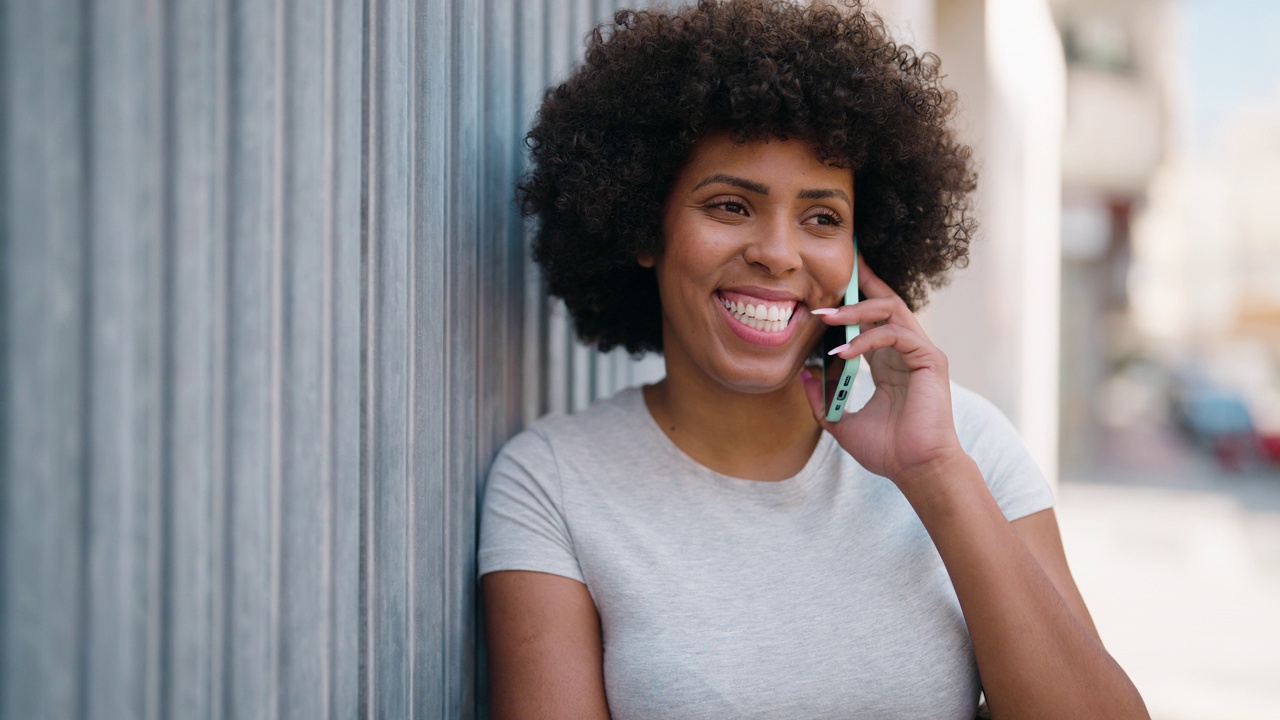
[[801, 369, 813, 382], [827, 343, 850, 356], [810, 308, 838, 316]]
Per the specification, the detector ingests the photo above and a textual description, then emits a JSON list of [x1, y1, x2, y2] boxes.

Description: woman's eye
[[712, 201, 748, 215], [807, 211, 843, 227]]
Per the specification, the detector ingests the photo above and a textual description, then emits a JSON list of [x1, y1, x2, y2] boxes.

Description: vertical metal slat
[[0, 1, 88, 717], [327, 0, 364, 716]]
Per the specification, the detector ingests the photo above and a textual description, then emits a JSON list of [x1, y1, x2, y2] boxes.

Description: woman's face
[[642, 130, 855, 394]]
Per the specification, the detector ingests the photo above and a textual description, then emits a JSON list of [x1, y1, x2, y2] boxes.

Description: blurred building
[[1132, 102, 1280, 340], [1048, 0, 1180, 469], [1081, 0, 1280, 444], [1130, 75, 1280, 438]]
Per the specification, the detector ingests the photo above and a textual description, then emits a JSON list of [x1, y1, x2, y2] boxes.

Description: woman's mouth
[[718, 294, 795, 332], [715, 290, 802, 346]]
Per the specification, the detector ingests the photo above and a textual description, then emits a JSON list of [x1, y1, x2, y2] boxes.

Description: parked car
[[1171, 384, 1258, 471]]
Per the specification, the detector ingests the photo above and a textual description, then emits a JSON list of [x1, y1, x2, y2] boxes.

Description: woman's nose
[[742, 219, 802, 277]]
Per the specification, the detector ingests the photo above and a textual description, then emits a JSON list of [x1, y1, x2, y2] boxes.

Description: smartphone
[[807, 242, 861, 422]]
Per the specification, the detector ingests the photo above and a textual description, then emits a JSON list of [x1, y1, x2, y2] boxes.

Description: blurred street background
[[1053, 1, 1280, 716]]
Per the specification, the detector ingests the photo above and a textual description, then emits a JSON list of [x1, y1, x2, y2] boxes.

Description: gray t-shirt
[[479, 371, 1054, 719]]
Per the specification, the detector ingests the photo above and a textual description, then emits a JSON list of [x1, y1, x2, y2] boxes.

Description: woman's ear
[[636, 252, 656, 268]]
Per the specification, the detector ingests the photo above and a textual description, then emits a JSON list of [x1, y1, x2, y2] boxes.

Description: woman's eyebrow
[[797, 188, 851, 204], [691, 173, 770, 195], [692, 174, 850, 205]]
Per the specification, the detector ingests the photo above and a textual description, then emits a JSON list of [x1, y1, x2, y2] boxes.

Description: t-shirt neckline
[[624, 385, 839, 495]]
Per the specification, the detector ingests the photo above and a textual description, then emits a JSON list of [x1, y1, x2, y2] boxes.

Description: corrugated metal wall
[[0, 0, 660, 718]]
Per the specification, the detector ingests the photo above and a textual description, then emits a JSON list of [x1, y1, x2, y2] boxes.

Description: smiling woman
[[480, 2, 1149, 719]]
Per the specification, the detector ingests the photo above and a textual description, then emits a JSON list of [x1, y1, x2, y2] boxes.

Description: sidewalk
[[1057, 426, 1280, 719]]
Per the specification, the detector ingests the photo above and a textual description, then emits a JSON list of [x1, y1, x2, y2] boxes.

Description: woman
[[480, 1, 1149, 718]]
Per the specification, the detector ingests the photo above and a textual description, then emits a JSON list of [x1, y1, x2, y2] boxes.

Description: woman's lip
[[715, 295, 801, 347], [719, 286, 802, 303]]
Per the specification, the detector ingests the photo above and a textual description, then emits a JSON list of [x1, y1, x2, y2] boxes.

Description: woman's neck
[[642, 369, 823, 482]]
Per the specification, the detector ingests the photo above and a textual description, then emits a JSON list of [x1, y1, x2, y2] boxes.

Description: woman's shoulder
[[949, 382, 1010, 429], [946, 381, 1055, 519], [484, 385, 662, 519], [946, 381, 1034, 455], [480, 391, 655, 585], [847, 367, 1012, 439]]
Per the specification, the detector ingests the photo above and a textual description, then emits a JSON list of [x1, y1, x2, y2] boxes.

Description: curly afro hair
[[520, 0, 977, 355]]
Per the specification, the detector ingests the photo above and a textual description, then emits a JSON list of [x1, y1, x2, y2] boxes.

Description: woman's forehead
[[675, 131, 855, 195]]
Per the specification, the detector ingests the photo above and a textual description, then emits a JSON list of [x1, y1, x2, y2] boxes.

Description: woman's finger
[[800, 369, 829, 423], [828, 323, 947, 372], [811, 296, 924, 334]]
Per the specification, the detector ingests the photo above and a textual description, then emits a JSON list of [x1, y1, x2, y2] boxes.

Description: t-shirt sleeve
[[952, 385, 1056, 522], [478, 426, 585, 583]]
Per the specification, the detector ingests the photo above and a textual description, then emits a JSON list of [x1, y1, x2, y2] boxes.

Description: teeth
[[718, 293, 797, 334]]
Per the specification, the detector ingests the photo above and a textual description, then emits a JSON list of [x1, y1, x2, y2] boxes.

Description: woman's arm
[[483, 570, 612, 720], [806, 257, 1148, 719], [1012, 506, 1101, 641], [901, 456, 1146, 719]]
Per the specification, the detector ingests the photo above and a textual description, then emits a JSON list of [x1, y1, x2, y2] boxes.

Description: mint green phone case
[[824, 243, 861, 423]]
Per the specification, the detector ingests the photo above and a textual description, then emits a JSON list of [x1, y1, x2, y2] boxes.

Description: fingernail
[[810, 308, 838, 316], [801, 369, 813, 382], [827, 343, 849, 356]]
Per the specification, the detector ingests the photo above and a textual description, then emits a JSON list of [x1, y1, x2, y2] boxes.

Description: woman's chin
[[712, 362, 806, 396]]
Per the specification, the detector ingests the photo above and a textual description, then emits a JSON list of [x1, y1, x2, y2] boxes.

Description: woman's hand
[[801, 254, 967, 493], [807, 256, 1150, 720]]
